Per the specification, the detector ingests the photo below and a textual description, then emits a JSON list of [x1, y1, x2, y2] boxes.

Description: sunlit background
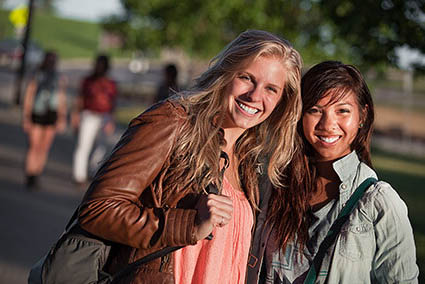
[[0, 0, 424, 283]]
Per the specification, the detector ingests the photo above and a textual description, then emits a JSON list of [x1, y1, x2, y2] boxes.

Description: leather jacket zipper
[[159, 253, 170, 271]]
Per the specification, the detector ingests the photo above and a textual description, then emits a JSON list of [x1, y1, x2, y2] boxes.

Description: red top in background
[[81, 76, 117, 113]]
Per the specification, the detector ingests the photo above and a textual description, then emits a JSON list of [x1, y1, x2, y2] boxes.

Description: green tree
[[38, 0, 56, 13], [319, 0, 425, 70], [104, 0, 424, 70], [103, 0, 331, 59]]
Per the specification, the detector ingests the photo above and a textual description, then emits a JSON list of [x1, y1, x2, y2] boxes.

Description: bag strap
[[65, 207, 79, 231], [106, 245, 182, 284], [206, 151, 230, 195], [303, 177, 378, 284]]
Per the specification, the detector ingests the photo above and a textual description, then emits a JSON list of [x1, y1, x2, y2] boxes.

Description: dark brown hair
[[39, 50, 57, 72], [268, 60, 375, 251]]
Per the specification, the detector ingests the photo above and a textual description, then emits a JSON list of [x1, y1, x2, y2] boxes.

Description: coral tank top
[[173, 177, 254, 284]]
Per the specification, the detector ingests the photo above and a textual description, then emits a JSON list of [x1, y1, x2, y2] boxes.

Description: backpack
[[28, 224, 113, 284], [28, 211, 183, 284]]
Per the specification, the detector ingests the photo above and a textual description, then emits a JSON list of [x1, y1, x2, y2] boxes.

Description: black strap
[[206, 151, 230, 194], [303, 177, 378, 284], [205, 151, 230, 239], [65, 207, 79, 231], [107, 245, 183, 284]]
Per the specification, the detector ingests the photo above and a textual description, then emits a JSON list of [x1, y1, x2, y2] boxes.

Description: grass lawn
[[372, 147, 425, 282], [30, 11, 101, 59], [115, 104, 149, 127], [0, 9, 101, 59]]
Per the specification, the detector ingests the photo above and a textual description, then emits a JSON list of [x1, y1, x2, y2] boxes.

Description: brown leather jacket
[[78, 101, 200, 284]]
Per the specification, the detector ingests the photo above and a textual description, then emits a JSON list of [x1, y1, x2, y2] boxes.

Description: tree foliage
[[319, 0, 425, 70], [35, 0, 56, 13], [103, 0, 425, 70], [104, 0, 328, 59]]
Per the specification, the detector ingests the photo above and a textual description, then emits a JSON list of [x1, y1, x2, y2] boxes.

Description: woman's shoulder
[[363, 179, 399, 200], [361, 179, 409, 219], [130, 100, 188, 126]]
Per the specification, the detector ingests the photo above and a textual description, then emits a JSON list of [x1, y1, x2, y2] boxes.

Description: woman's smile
[[223, 55, 286, 133]]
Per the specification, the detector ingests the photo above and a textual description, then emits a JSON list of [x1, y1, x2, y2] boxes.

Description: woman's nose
[[246, 85, 262, 101], [317, 112, 337, 131]]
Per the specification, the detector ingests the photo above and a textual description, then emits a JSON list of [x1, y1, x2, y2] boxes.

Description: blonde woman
[[77, 30, 302, 284]]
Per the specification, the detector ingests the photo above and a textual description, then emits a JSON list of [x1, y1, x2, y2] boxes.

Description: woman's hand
[[194, 193, 233, 241], [103, 120, 115, 136], [56, 117, 67, 133], [70, 111, 80, 130], [22, 117, 31, 133]]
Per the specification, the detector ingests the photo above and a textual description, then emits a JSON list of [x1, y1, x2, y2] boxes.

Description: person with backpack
[[75, 30, 303, 283], [22, 50, 67, 189]]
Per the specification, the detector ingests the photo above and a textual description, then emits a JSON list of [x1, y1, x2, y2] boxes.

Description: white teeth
[[238, 102, 258, 114], [319, 136, 339, 143]]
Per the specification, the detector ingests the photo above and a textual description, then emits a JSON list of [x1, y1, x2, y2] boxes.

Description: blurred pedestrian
[[154, 63, 179, 103], [248, 61, 419, 283], [76, 30, 302, 283], [22, 50, 67, 189], [71, 54, 117, 187]]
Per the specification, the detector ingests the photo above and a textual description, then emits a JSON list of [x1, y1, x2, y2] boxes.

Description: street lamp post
[[13, 0, 35, 105]]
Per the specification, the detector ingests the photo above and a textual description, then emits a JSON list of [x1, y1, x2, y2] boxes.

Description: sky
[[4, 0, 124, 22]]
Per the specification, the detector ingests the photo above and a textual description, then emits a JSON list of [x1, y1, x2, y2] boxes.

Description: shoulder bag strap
[[65, 208, 79, 231], [108, 245, 183, 284], [303, 177, 378, 284]]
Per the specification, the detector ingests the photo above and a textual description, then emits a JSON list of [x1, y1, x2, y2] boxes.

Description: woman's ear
[[359, 104, 369, 128]]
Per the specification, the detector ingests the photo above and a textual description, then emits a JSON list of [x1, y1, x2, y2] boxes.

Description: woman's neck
[[222, 127, 245, 151], [310, 159, 340, 211], [315, 160, 339, 181]]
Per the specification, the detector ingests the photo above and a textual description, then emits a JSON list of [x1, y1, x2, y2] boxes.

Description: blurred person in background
[[76, 30, 302, 283], [248, 61, 418, 284], [71, 54, 117, 187], [154, 63, 179, 103], [22, 50, 67, 190]]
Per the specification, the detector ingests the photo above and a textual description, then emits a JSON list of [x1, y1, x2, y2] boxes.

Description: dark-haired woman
[[72, 54, 117, 186], [22, 51, 67, 189], [247, 61, 418, 283]]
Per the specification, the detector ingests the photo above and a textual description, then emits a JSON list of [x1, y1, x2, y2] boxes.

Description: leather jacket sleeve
[[78, 102, 198, 250]]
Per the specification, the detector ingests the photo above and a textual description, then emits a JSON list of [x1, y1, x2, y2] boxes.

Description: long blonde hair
[[160, 30, 302, 208]]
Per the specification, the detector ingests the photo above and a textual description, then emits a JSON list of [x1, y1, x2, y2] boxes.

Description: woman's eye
[[267, 86, 277, 93], [338, 108, 350, 113], [239, 74, 251, 81], [307, 108, 320, 114]]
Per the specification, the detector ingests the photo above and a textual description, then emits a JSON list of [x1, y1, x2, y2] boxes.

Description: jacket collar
[[332, 151, 361, 203], [331, 150, 378, 206], [332, 151, 360, 183]]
